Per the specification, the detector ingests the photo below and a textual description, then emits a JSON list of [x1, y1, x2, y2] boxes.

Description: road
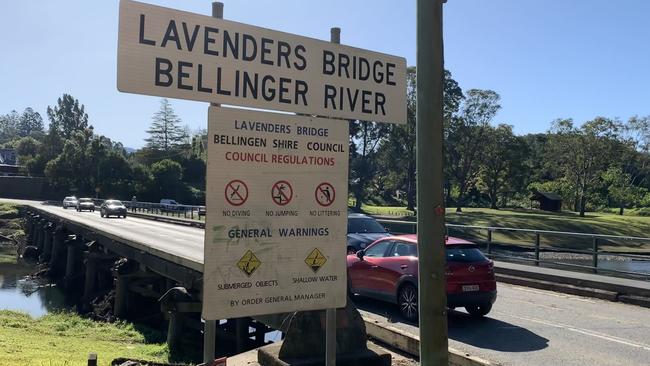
[[10, 200, 650, 365], [356, 283, 650, 366]]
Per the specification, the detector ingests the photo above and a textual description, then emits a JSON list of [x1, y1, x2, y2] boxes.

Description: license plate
[[462, 285, 480, 292]]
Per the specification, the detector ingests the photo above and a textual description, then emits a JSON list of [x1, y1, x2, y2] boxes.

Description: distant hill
[[124, 147, 137, 154]]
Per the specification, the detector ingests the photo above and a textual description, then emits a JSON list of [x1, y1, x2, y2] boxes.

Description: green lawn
[[366, 205, 650, 253], [0, 311, 169, 366]]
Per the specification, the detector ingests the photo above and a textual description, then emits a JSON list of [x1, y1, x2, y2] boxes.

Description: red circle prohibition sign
[[315, 182, 336, 207], [271, 180, 293, 206], [224, 179, 249, 206]]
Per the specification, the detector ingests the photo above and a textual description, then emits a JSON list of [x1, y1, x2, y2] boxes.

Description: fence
[[51, 198, 206, 221], [377, 218, 650, 280]]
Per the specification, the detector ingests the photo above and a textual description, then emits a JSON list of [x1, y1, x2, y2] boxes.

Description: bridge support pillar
[[41, 222, 54, 262], [49, 229, 68, 277], [34, 220, 43, 251], [166, 311, 185, 351], [25, 214, 36, 245], [114, 274, 129, 318], [64, 237, 84, 289], [235, 318, 248, 352], [84, 256, 98, 298], [159, 286, 197, 354]]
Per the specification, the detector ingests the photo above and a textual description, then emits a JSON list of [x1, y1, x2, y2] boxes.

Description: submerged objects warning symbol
[[315, 182, 335, 207], [225, 179, 248, 206], [237, 250, 261, 276], [305, 248, 327, 273], [271, 180, 293, 206]]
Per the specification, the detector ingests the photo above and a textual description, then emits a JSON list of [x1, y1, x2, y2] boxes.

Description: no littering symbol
[[315, 182, 335, 207], [225, 180, 248, 206], [271, 180, 293, 206]]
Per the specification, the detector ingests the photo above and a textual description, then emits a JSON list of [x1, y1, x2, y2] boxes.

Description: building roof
[[530, 191, 562, 201]]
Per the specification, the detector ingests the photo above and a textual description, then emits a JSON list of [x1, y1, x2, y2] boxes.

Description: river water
[[0, 245, 68, 317]]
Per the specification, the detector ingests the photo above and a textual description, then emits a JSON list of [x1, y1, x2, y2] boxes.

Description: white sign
[[202, 106, 348, 319], [117, 0, 407, 124]]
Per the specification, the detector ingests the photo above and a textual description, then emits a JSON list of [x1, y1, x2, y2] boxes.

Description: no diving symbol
[[315, 182, 335, 207], [225, 180, 248, 206], [271, 180, 293, 206]]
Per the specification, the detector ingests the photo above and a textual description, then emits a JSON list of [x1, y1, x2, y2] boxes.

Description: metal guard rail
[[376, 218, 650, 280]]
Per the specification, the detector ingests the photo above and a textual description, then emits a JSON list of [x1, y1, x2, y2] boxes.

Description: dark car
[[100, 200, 127, 218], [346, 213, 390, 254], [76, 198, 95, 212], [347, 234, 497, 320]]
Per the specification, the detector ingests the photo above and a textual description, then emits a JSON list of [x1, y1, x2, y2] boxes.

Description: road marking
[[509, 298, 564, 311], [499, 312, 650, 352], [503, 284, 597, 303]]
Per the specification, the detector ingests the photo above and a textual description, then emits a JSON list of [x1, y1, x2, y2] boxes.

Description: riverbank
[[0, 202, 172, 366], [0, 310, 169, 366]]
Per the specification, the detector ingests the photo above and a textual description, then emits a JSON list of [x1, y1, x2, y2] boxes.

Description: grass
[[0, 244, 17, 264], [0, 202, 22, 265], [366, 205, 650, 253], [0, 310, 169, 366]]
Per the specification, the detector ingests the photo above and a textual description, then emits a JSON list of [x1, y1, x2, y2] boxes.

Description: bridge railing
[[376, 218, 650, 280], [48, 198, 207, 220]]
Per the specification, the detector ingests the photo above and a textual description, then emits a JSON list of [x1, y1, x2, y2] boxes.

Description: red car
[[347, 234, 497, 320]]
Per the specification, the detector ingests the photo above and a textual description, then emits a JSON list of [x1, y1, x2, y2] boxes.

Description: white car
[[62, 196, 78, 209]]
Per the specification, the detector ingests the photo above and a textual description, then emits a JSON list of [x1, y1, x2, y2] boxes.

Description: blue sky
[[1, 0, 649, 148]]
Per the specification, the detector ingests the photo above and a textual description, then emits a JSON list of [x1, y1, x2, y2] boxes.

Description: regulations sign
[[117, 0, 406, 124], [203, 106, 348, 319]]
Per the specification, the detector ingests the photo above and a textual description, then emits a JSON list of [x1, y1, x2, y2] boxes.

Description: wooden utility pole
[[416, 0, 448, 365]]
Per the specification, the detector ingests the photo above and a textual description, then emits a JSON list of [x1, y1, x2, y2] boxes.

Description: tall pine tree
[[145, 98, 187, 151]]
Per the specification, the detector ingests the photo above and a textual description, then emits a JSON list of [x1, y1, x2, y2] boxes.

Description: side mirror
[[356, 250, 365, 260]]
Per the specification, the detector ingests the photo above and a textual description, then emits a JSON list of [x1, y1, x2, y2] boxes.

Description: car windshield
[[347, 218, 386, 234], [79, 198, 92, 203], [106, 200, 123, 205], [445, 245, 487, 263], [64, 197, 76, 201]]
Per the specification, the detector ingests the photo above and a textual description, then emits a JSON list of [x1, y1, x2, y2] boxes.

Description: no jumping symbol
[[271, 180, 293, 206], [315, 182, 335, 207]]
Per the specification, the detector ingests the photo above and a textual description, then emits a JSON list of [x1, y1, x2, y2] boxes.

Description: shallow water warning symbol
[[305, 248, 327, 273], [225, 180, 248, 206], [237, 250, 261, 276], [271, 180, 293, 206]]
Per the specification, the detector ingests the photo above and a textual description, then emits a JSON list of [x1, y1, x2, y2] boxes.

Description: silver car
[[76, 198, 95, 212], [62, 196, 78, 209]]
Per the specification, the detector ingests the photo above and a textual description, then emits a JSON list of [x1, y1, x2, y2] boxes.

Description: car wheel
[[465, 303, 492, 317], [63, 206, 67, 209], [398, 284, 418, 321], [101, 212, 104, 217]]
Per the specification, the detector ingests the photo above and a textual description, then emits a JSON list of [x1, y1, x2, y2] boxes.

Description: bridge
[[7, 198, 650, 366]]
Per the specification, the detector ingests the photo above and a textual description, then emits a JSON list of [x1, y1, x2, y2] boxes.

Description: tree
[[548, 117, 623, 216], [603, 166, 643, 215], [478, 124, 526, 209], [150, 159, 185, 199], [446, 89, 501, 211], [381, 68, 463, 210], [47, 94, 90, 139], [349, 120, 389, 210], [0, 110, 20, 143], [18, 107, 44, 137], [145, 99, 187, 151]]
